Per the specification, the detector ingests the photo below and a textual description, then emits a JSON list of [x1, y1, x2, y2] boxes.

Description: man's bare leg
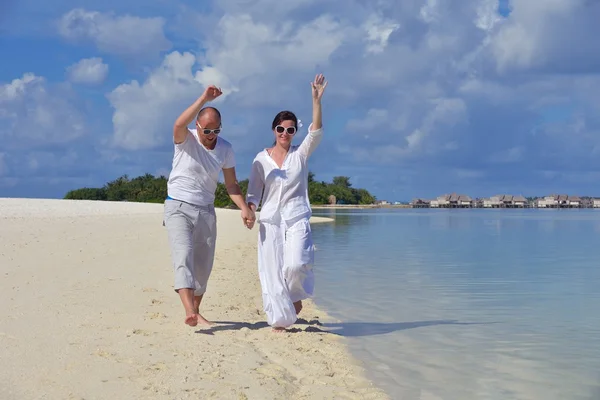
[[193, 295, 202, 313], [177, 288, 198, 326], [193, 294, 212, 325]]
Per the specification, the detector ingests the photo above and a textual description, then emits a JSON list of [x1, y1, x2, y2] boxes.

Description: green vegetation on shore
[[64, 172, 377, 208]]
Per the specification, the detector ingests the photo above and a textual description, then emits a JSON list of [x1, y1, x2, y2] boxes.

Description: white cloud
[[106, 11, 351, 151], [363, 14, 400, 54], [0, 73, 86, 146], [489, 0, 600, 72], [89, 0, 600, 178], [490, 146, 525, 164], [25, 150, 82, 173], [475, 0, 503, 32], [338, 95, 468, 166], [420, 0, 440, 24], [5, 0, 599, 199], [67, 57, 108, 84], [210, 13, 346, 76], [58, 8, 171, 59], [214, 0, 318, 16], [0, 71, 96, 191], [404, 97, 467, 152], [106, 51, 231, 151], [346, 109, 389, 132]]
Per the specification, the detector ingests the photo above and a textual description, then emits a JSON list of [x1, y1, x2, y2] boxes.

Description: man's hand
[[173, 84, 223, 144], [242, 207, 256, 230], [201, 85, 223, 102]]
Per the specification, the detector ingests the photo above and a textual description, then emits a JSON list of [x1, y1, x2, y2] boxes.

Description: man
[[163, 85, 255, 327]]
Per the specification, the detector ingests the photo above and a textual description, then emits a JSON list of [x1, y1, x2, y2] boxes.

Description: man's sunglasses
[[275, 125, 296, 135], [197, 122, 221, 135]]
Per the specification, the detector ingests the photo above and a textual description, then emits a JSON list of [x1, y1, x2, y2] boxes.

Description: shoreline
[[0, 198, 388, 399], [312, 204, 410, 209]]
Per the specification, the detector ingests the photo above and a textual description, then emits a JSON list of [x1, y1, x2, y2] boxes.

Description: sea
[[309, 208, 600, 400]]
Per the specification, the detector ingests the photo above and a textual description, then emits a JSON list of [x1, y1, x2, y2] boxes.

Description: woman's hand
[[241, 206, 256, 229], [311, 74, 328, 102]]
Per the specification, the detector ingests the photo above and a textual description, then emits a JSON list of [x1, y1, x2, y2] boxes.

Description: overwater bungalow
[[481, 194, 528, 208], [429, 193, 473, 208], [410, 198, 431, 208], [410, 193, 600, 209], [537, 194, 583, 208]]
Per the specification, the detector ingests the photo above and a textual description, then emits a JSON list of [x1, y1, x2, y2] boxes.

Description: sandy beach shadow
[[196, 319, 494, 336], [196, 319, 329, 335], [196, 321, 269, 334]]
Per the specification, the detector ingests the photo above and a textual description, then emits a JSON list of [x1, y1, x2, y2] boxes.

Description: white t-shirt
[[246, 123, 323, 225], [167, 128, 236, 206]]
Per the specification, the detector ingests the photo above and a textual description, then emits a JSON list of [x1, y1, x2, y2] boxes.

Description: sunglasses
[[197, 122, 221, 135], [275, 125, 296, 135]]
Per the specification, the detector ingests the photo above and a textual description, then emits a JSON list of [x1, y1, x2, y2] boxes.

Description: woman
[[246, 74, 328, 332]]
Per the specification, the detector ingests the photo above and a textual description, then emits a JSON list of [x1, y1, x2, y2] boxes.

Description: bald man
[[163, 85, 255, 327]]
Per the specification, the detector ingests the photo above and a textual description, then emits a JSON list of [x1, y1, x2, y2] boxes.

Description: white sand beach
[[0, 198, 388, 400]]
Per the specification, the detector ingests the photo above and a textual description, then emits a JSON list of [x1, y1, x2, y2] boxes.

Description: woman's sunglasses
[[275, 125, 296, 135]]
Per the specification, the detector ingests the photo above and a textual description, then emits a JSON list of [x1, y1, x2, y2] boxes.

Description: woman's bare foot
[[293, 300, 303, 315], [272, 327, 286, 333]]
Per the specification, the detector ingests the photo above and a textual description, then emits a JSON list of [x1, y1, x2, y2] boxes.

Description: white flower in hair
[[297, 119, 303, 128]]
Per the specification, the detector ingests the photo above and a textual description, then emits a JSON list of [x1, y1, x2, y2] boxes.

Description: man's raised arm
[[173, 85, 223, 144]]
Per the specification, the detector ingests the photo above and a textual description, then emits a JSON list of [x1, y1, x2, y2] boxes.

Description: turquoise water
[[310, 208, 600, 400]]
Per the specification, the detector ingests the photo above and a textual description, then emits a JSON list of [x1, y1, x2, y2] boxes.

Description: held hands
[[201, 85, 223, 102], [311, 74, 328, 102], [241, 206, 256, 230]]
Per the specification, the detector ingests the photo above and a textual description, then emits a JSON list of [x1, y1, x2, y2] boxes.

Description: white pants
[[257, 217, 315, 328]]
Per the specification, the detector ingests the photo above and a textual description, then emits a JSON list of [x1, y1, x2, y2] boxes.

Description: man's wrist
[[238, 201, 250, 211]]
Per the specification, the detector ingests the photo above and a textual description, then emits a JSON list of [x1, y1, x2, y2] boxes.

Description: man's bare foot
[[272, 327, 286, 333], [185, 313, 199, 327], [294, 300, 303, 315], [196, 313, 213, 326]]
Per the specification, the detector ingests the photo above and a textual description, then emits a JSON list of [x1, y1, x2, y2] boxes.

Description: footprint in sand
[[150, 299, 163, 305], [255, 363, 297, 385], [142, 288, 158, 293], [94, 349, 116, 359], [0, 332, 17, 340], [128, 329, 151, 337], [326, 391, 371, 400], [146, 312, 168, 320], [147, 362, 167, 371]]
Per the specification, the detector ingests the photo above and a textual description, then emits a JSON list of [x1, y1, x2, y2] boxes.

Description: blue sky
[[1, 0, 600, 202]]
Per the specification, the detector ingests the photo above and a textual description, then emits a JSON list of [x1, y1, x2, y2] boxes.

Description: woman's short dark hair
[[271, 110, 297, 130]]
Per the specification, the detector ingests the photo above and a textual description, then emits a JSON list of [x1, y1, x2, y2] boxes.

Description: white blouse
[[246, 123, 323, 225]]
